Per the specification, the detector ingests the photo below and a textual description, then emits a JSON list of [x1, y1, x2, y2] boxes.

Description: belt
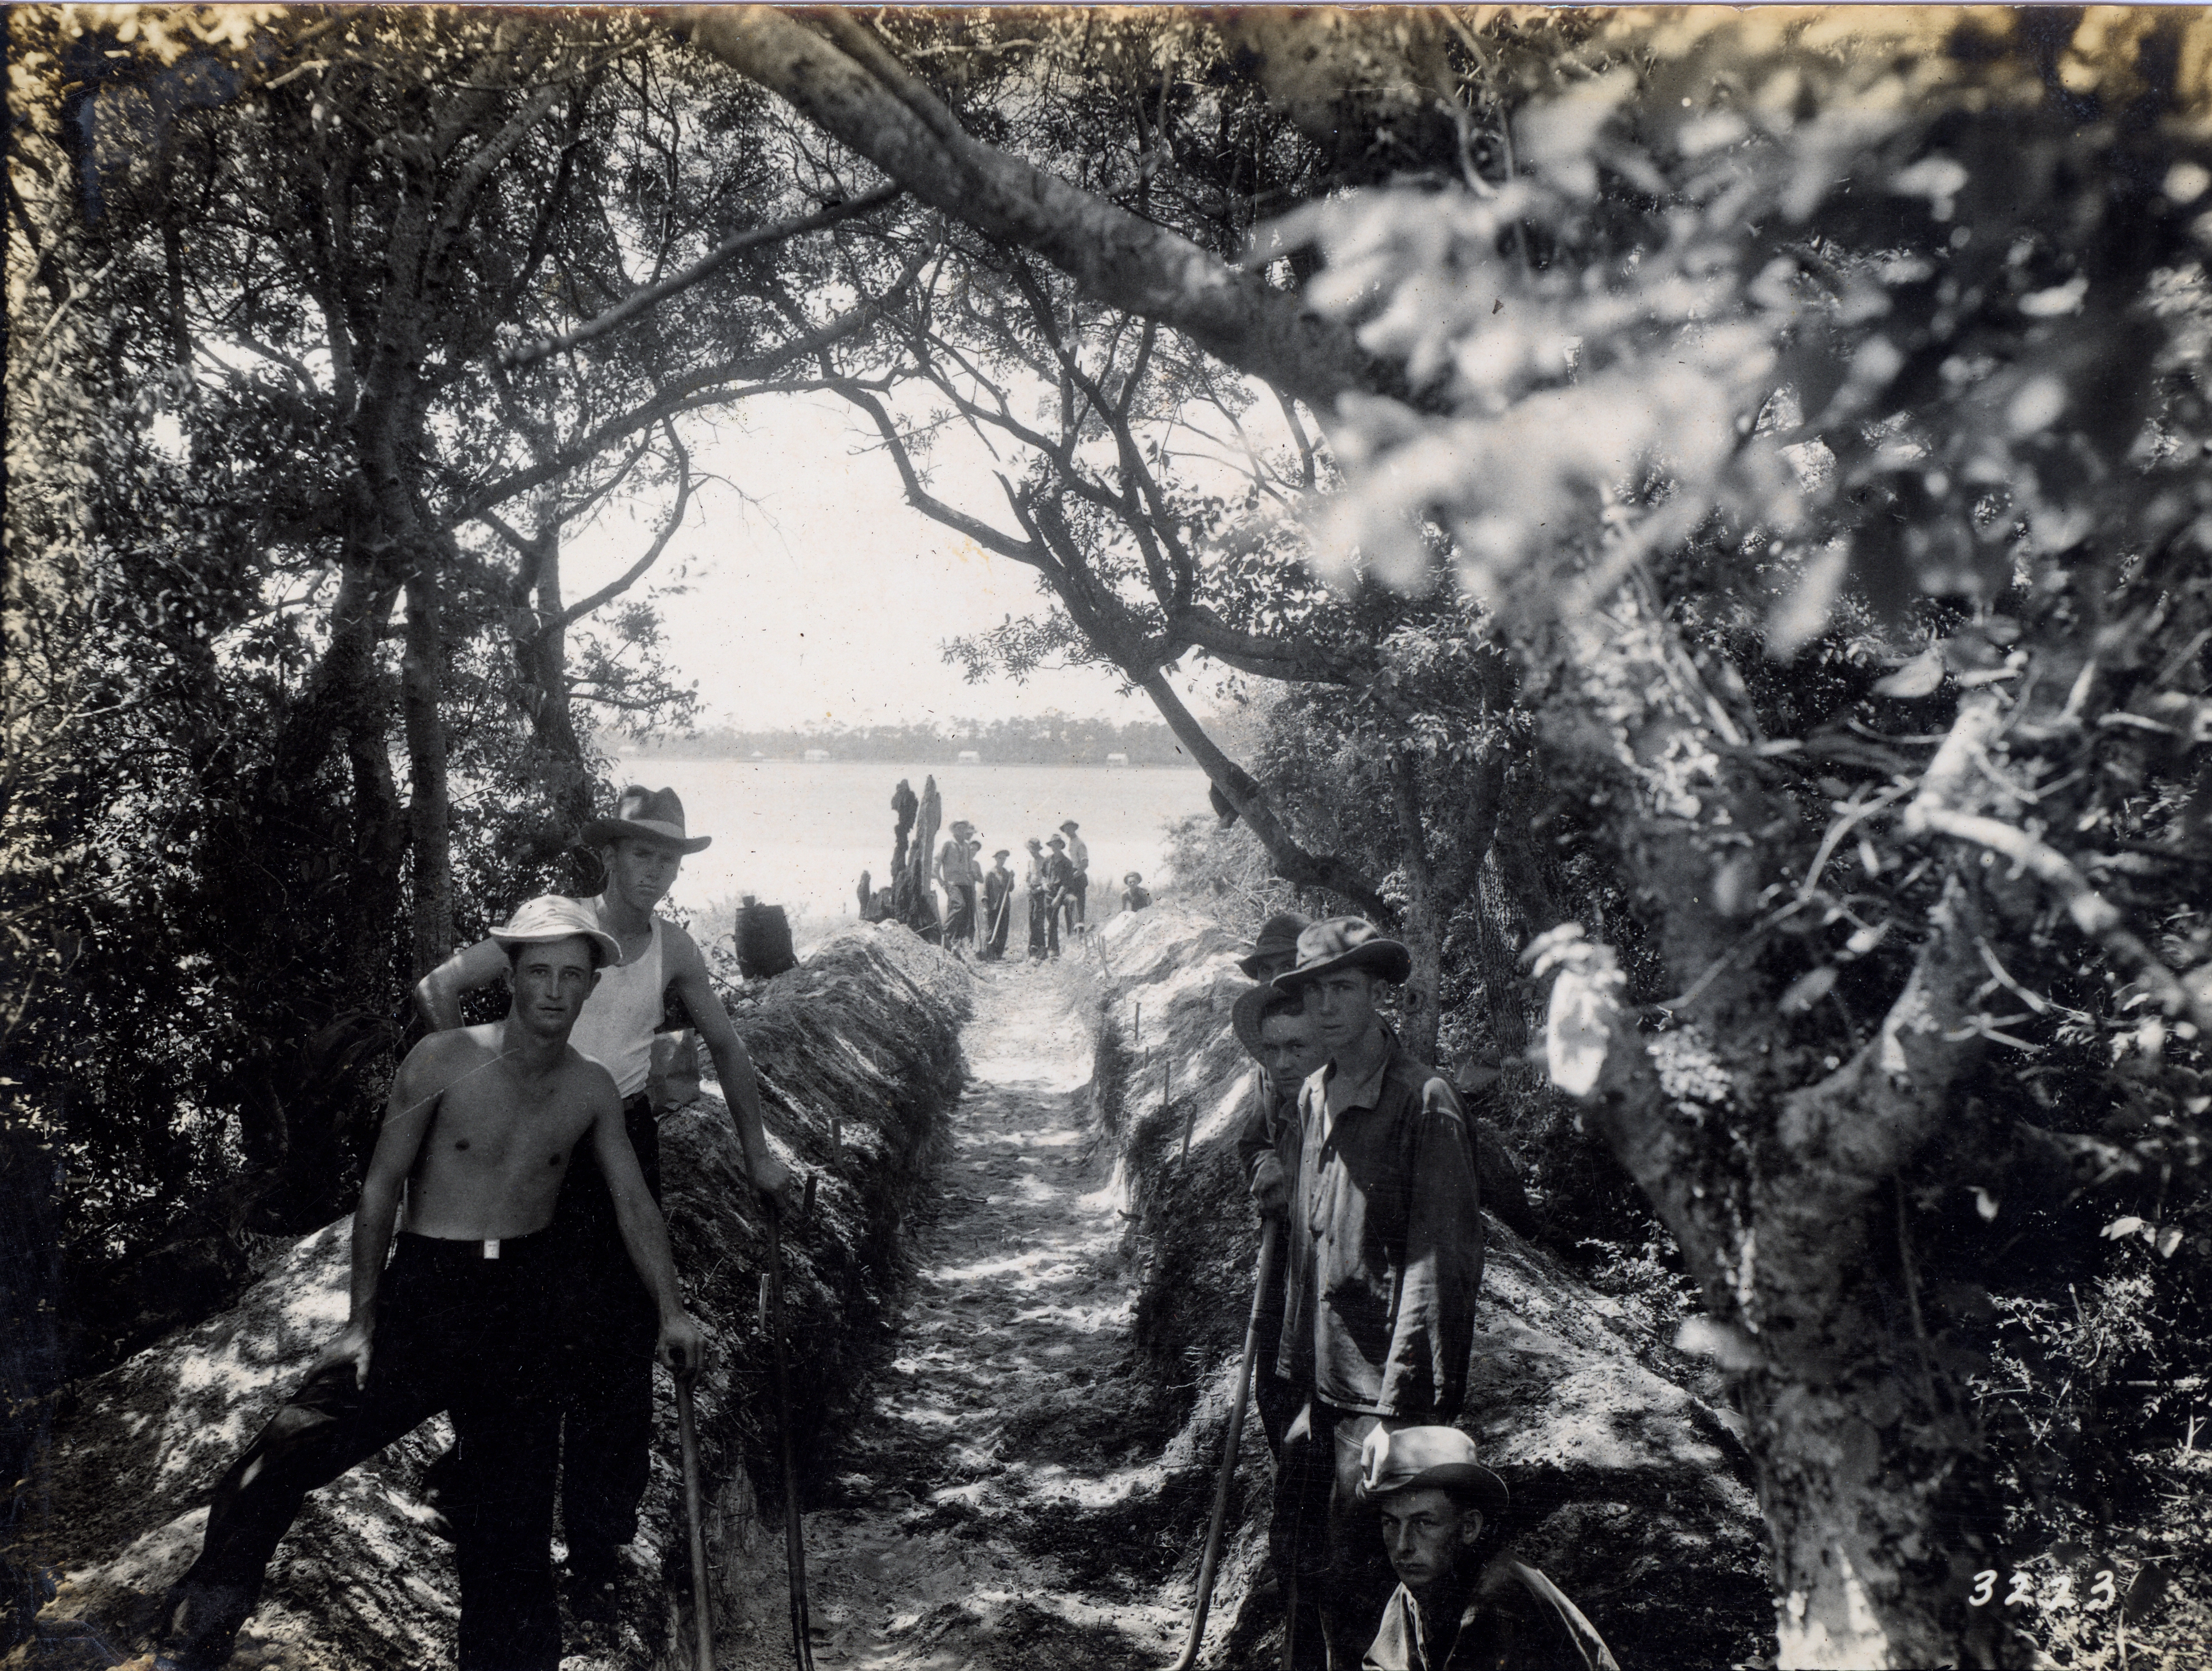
[[395, 1227, 553, 1264]]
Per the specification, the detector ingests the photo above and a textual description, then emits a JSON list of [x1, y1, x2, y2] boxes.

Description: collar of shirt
[[1318, 1031, 1395, 1136]]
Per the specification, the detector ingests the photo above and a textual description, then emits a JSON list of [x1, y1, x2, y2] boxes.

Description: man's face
[[507, 935, 602, 1039], [1307, 968, 1380, 1051], [606, 837, 681, 911], [1259, 1011, 1329, 1088], [1376, 1487, 1481, 1596]]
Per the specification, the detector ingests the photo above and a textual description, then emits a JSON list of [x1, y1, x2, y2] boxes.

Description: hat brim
[[1273, 939, 1414, 989], [584, 816, 710, 855], [1364, 1461, 1510, 1516], [1231, 984, 1272, 1062], [490, 923, 626, 969]]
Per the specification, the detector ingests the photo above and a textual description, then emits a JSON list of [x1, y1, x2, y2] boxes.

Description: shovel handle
[[1167, 1217, 1280, 1671], [675, 1373, 715, 1670], [765, 1198, 817, 1670]]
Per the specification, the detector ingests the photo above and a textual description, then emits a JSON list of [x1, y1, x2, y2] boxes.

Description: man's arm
[[664, 928, 799, 1209], [308, 1039, 448, 1385], [1378, 1080, 1484, 1420], [1235, 1070, 1290, 1216], [589, 1083, 704, 1374], [412, 936, 510, 1031]]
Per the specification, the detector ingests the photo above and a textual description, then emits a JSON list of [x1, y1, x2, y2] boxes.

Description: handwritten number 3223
[[1969, 1570, 2119, 1611]]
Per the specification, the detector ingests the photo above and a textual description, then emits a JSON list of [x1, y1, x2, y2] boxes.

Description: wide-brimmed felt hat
[[1060, 819, 1080, 832], [489, 895, 624, 969], [1273, 916, 1412, 990], [950, 820, 975, 835], [584, 785, 710, 854], [1124, 871, 1143, 885], [993, 848, 1011, 860], [1047, 835, 1066, 849], [1025, 837, 1043, 850], [1231, 983, 1308, 1062], [1235, 911, 1312, 981], [1358, 1425, 1509, 1516]]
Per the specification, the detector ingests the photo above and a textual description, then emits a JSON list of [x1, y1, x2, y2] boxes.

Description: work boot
[[564, 1543, 622, 1625], [152, 1579, 255, 1670]]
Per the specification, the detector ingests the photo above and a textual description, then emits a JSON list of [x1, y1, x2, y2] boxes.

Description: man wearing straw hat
[[413, 785, 794, 1619], [1267, 917, 1486, 1670], [938, 819, 978, 953], [1356, 1426, 1618, 1670], [158, 898, 702, 1670], [982, 848, 1016, 961]]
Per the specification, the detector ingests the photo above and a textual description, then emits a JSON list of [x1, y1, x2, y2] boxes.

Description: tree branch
[[677, 6, 1405, 413], [503, 182, 903, 367]]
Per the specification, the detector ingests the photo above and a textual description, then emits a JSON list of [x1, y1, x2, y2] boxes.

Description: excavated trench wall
[[1081, 903, 1773, 1670], [15, 924, 969, 1670]]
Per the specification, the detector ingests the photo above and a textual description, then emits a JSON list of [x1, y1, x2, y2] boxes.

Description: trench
[[769, 958, 1192, 1670]]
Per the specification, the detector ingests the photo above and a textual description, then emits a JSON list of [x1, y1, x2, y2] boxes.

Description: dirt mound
[[1088, 901, 1771, 1669], [11, 924, 969, 1670]]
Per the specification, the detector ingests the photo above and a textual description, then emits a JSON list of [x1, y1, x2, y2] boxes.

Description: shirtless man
[[413, 785, 794, 1615], [157, 897, 700, 1671]]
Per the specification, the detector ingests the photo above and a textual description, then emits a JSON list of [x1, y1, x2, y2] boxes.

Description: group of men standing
[[935, 815, 1103, 961], [152, 787, 792, 1670], [1230, 912, 1617, 1670]]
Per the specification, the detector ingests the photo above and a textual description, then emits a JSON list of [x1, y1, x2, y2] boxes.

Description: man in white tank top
[[414, 785, 796, 1619]]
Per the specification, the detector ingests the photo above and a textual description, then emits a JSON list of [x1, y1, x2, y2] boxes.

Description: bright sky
[[564, 390, 1180, 732]]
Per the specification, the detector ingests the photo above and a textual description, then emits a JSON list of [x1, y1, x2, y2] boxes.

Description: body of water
[[613, 758, 1211, 947]]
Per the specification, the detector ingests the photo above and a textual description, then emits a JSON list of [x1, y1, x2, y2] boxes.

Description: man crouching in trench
[[150, 896, 703, 1671]]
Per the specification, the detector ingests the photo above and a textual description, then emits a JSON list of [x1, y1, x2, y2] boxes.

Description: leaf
[[2122, 1564, 2171, 1624], [1674, 1317, 1764, 1371], [2155, 1226, 2185, 1259], [1872, 647, 1945, 699], [2101, 1216, 2147, 1241], [1778, 966, 1837, 1014], [1543, 940, 1624, 1099]]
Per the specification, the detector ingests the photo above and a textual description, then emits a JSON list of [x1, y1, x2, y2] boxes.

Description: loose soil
[[776, 955, 1195, 1670]]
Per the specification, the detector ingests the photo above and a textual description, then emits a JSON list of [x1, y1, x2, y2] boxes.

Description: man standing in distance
[[938, 819, 978, 953], [1022, 837, 1056, 961], [1041, 834, 1076, 959], [414, 786, 795, 1617], [982, 848, 1015, 961], [1268, 918, 1485, 1669], [1058, 819, 1089, 934], [159, 898, 701, 1670]]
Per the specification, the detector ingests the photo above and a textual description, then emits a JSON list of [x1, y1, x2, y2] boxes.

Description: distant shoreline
[[615, 754, 1205, 768]]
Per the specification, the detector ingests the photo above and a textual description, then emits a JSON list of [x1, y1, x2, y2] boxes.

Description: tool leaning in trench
[[764, 1175, 819, 1671], [674, 1365, 714, 1671], [1168, 1215, 1282, 1671]]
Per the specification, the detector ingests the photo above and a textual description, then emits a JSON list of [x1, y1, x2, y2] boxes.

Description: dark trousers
[[169, 1233, 561, 1671], [552, 1091, 662, 1560], [1028, 892, 1058, 959], [1065, 871, 1088, 930], [983, 892, 1012, 959], [1270, 1401, 1404, 1669], [945, 885, 976, 946]]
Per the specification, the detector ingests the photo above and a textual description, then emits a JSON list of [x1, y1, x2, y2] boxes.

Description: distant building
[[802, 748, 831, 763], [1105, 751, 1129, 767], [957, 748, 981, 764]]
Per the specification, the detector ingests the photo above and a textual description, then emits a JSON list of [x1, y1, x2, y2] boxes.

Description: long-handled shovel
[[764, 1190, 817, 1671], [1169, 1216, 1281, 1671], [674, 1366, 715, 1670]]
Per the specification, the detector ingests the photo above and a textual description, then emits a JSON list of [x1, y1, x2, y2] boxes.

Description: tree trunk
[[1137, 669, 1391, 919], [1388, 748, 1443, 1064], [402, 568, 453, 978]]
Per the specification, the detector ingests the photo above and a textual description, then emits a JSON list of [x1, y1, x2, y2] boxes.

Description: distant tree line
[[621, 712, 1202, 766]]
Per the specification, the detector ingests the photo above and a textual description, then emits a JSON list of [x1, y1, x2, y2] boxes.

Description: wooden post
[[1133, 1003, 1142, 1051], [1176, 1061, 1197, 1164]]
